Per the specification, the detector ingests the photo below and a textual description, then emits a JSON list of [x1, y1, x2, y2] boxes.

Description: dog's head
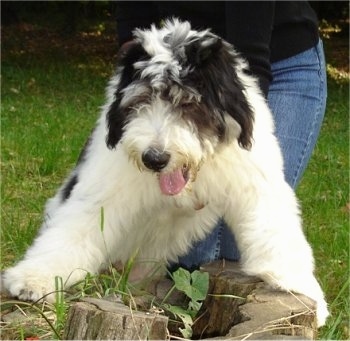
[[106, 19, 254, 195]]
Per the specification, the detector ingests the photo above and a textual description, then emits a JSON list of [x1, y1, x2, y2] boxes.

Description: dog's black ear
[[185, 35, 222, 67], [219, 75, 254, 149], [185, 38, 254, 149], [106, 41, 150, 149], [106, 96, 125, 149]]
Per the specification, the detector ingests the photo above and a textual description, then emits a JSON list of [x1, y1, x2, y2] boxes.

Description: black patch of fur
[[61, 131, 95, 203], [183, 35, 254, 149], [61, 174, 78, 202], [185, 36, 223, 67], [106, 42, 151, 148], [117, 41, 150, 90]]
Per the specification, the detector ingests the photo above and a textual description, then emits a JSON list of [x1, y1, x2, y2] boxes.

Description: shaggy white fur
[[2, 19, 328, 326]]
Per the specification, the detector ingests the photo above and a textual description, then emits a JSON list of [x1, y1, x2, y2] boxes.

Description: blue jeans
[[174, 40, 327, 270]]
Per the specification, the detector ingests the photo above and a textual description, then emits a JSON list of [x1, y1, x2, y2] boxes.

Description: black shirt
[[116, 1, 319, 96]]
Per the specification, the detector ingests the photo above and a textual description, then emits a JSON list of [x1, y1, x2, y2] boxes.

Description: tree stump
[[192, 261, 262, 338], [63, 261, 318, 340], [227, 287, 317, 340], [63, 297, 168, 340], [192, 261, 318, 340]]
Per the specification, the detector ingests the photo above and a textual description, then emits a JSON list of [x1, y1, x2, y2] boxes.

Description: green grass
[[1, 29, 349, 339], [296, 79, 349, 339], [1, 58, 112, 265]]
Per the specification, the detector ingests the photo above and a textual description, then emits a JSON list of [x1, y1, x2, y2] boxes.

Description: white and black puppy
[[3, 19, 328, 326]]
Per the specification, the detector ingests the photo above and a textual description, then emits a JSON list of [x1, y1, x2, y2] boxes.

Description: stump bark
[[63, 297, 168, 340]]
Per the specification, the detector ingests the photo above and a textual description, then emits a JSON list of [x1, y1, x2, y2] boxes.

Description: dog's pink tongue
[[159, 169, 187, 195]]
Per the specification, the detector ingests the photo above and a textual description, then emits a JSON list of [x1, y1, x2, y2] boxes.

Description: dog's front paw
[[1, 265, 57, 302], [315, 297, 330, 327]]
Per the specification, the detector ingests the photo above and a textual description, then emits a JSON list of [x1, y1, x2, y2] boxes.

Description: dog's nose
[[142, 148, 170, 171]]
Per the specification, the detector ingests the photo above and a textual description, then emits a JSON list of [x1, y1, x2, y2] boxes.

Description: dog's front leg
[[2, 197, 125, 302], [224, 182, 329, 327]]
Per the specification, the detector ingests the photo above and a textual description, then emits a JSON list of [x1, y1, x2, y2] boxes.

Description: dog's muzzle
[[142, 147, 189, 196]]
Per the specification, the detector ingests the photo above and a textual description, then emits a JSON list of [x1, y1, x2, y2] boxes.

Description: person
[[115, 1, 327, 270]]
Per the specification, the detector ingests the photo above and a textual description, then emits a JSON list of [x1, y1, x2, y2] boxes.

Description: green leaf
[[166, 268, 210, 338], [172, 268, 209, 303], [188, 300, 201, 314], [166, 304, 192, 322], [165, 304, 193, 339], [189, 270, 209, 302], [172, 267, 191, 294], [179, 325, 193, 339]]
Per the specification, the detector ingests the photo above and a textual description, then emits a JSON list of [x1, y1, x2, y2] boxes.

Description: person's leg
[[172, 223, 222, 271], [174, 40, 327, 270], [268, 39, 327, 189]]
